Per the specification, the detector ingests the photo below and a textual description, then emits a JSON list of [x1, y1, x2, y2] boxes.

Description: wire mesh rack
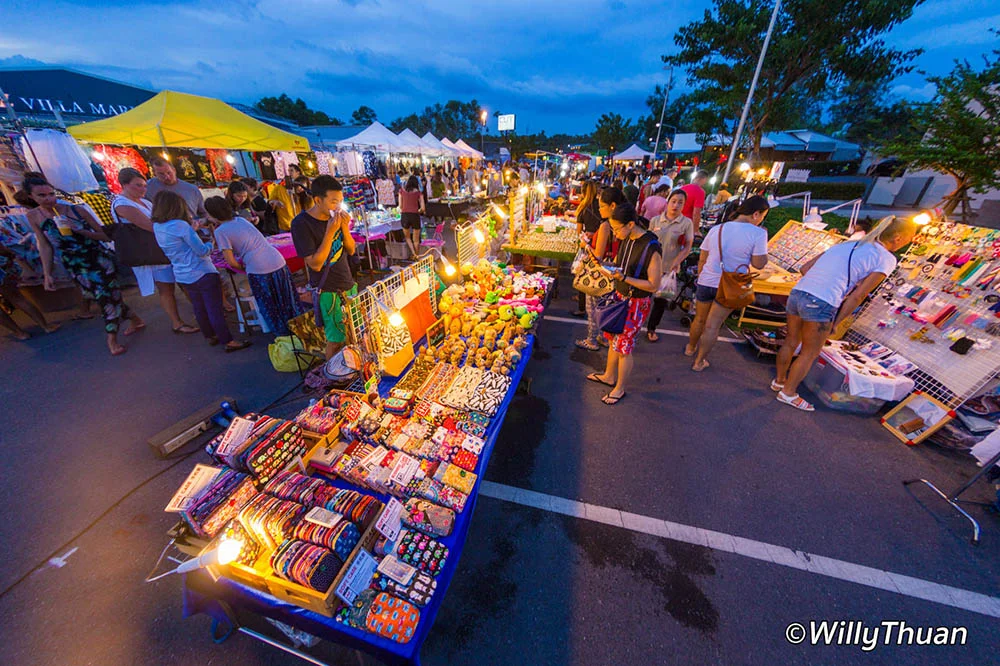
[[845, 220, 1000, 408], [343, 255, 437, 371], [509, 190, 527, 243], [456, 221, 486, 268]]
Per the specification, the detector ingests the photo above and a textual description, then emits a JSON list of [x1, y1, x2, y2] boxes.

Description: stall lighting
[[161, 151, 171, 160], [341, 202, 350, 212], [757, 167, 767, 176], [739, 162, 750, 172], [174, 538, 242, 575], [441, 257, 457, 277], [535, 182, 546, 194], [491, 203, 508, 220], [224, 154, 235, 165], [473, 226, 486, 244], [519, 185, 528, 196], [91, 150, 106, 161], [374, 294, 405, 327], [709, 175, 718, 185], [913, 212, 931, 226], [307, 160, 314, 168]]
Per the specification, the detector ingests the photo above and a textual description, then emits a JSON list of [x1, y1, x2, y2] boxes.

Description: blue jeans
[[787, 290, 837, 323], [180, 273, 233, 344], [695, 284, 718, 303]]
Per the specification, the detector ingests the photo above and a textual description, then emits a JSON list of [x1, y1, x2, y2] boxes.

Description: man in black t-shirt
[[622, 171, 640, 206], [290, 176, 357, 358]]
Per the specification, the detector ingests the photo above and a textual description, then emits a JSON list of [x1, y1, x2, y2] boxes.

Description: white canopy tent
[[439, 137, 465, 157], [454, 138, 484, 159], [396, 128, 440, 155], [335, 121, 405, 152], [613, 143, 654, 161], [421, 132, 454, 157]]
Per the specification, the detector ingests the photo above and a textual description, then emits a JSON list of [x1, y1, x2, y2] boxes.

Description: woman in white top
[[688, 195, 770, 371], [774, 215, 916, 411], [112, 168, 199, 334]]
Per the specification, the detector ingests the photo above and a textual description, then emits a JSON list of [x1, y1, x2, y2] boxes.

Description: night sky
[[2, 0, 997, 134]]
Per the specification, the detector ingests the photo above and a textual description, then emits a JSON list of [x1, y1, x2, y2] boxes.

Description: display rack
[[342, 255, 437, 364], [508, 189, 527, 243], [738, 220, 847, 327], [846, 220, 1000, 408], [456, 221, 486, 268]]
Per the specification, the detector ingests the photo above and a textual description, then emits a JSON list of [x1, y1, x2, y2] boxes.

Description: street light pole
[[720, 0, 782, 186], [651, 67, 674, 165], [480, 109, 487, 154]]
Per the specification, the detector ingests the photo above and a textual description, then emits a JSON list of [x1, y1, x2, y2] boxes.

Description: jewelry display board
[[847, 220, 1000, 407]]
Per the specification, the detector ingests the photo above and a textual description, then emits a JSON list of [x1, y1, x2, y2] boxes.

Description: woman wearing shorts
[[774, 215, 916, 411], [688, 196, 770, 371], [586, 203, 661, 406], [398, 176, 425, 258]]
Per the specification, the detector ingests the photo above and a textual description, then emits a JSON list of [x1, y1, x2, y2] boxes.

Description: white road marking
[[47, 547, 79, 569], [543, 315, 744, 343], [479, 481, 1000, 619]]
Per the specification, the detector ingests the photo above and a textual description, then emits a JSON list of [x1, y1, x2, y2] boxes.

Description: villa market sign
[[3, 96, 133, 116]]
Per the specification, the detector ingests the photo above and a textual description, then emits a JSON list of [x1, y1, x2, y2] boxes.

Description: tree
[[592, 112, 637, 152], [825, 79, 920, 150], [350, 105, 377, 125], [254, 94, 342, 126], [665, 0, 924, 161], [388, 100, 485, 139], [880, 48, 1000, 221]]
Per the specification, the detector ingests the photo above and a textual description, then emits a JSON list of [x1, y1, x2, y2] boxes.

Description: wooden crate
[[222, 554, 271, 592]]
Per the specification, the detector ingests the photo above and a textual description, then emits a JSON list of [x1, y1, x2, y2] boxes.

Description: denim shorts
[[695, 284, 718, 303], [786, 290, 838, 323]]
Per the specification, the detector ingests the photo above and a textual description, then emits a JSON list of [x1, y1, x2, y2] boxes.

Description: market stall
[[502, 214, 579, 263], [163, 257, 553, 664]]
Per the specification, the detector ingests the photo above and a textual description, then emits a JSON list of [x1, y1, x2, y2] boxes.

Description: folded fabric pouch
[[365, 591, 420, 643], [396, 529, 449, 576], [433, 462, 477, 495], [466, 370, 512, 417], [401, 498, 455, 538], [371, 569, 437, 608]]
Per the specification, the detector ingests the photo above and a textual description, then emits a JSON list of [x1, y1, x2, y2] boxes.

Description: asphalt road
[[1, 278, 997, 666]]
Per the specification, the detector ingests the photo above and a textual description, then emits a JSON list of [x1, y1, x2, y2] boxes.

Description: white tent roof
[[396, 128, 439, 155], [335, 121, 404, 152], [420, 132, 454, 156], [614, 143, 654, 161], [439, 137, 466, 157], [454, 138, 483, 159]]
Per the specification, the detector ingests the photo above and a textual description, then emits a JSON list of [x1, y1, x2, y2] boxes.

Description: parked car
[[866, 158, 905, 177]]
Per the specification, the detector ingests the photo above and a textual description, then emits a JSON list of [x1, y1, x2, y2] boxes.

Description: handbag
[[572, 250, 614, 297], [106, 223, 171, 267], [592, 240, 657, 334], [714, 223, 756, 309]]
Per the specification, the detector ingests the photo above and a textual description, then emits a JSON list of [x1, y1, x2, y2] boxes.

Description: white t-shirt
[[697, 221, 768, 288], [794, 241, 897, 307]]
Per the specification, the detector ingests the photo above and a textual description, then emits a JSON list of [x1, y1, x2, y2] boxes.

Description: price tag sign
[[374, 497, 404, 542], [335, 550, 378, 605], [376, 555, 416, 586], [304, 506, 343, 528], [388, 454, 419, 487], [165, 464, 221, 512], [215, 417, 256, 457]]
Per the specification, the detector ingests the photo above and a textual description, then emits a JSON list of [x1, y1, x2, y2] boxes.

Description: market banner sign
[[0, 67, 156, 120], [497, 114, 515, 132]]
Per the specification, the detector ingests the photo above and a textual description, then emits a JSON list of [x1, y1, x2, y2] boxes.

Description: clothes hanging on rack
[[338, 151, 365, 177], [362, 151, 378, 178], [256, 152, 278, 180], [315, 151, 334, 176], [374, 179, 396, 207], [20, 129, 99, 193], [205, 149, 236, 183], [94, 145, 149, 193]]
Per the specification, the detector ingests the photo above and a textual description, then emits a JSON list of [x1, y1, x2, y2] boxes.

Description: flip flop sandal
[[647, 332, 660, 342], [224, 340, 253, 353], [602, 392, 626, 405], [173, 324, 200, 334], [586, 373, 614, 387], [776, 392, 815, 412]]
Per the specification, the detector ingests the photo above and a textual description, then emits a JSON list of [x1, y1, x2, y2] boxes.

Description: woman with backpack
[[687, 195, 770, 371], [773, 215, 916, 411], [585, 203, 662, 405]]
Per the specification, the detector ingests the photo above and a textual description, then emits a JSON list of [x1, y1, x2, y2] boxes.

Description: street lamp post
[[651, 67, 674, 164], [721, 0, 782, 186], [480, 109, 488, 154]]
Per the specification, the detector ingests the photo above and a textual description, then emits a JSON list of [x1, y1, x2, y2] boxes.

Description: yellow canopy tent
[[67, 90, 309, 151]]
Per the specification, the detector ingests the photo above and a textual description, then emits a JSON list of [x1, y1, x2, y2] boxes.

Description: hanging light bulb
[[739, 162, 750, 172], [91, 150, 106, 161], [389, 311, 404, 327], [440, 255, 456, 277], [913, 212, 932, 226], [491, 203, 508, 220], [225, 154, 236, 165], [161, 151, 170, 160]]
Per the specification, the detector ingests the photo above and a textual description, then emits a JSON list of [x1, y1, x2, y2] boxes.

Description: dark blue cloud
[[0, 0, 996, 134]]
